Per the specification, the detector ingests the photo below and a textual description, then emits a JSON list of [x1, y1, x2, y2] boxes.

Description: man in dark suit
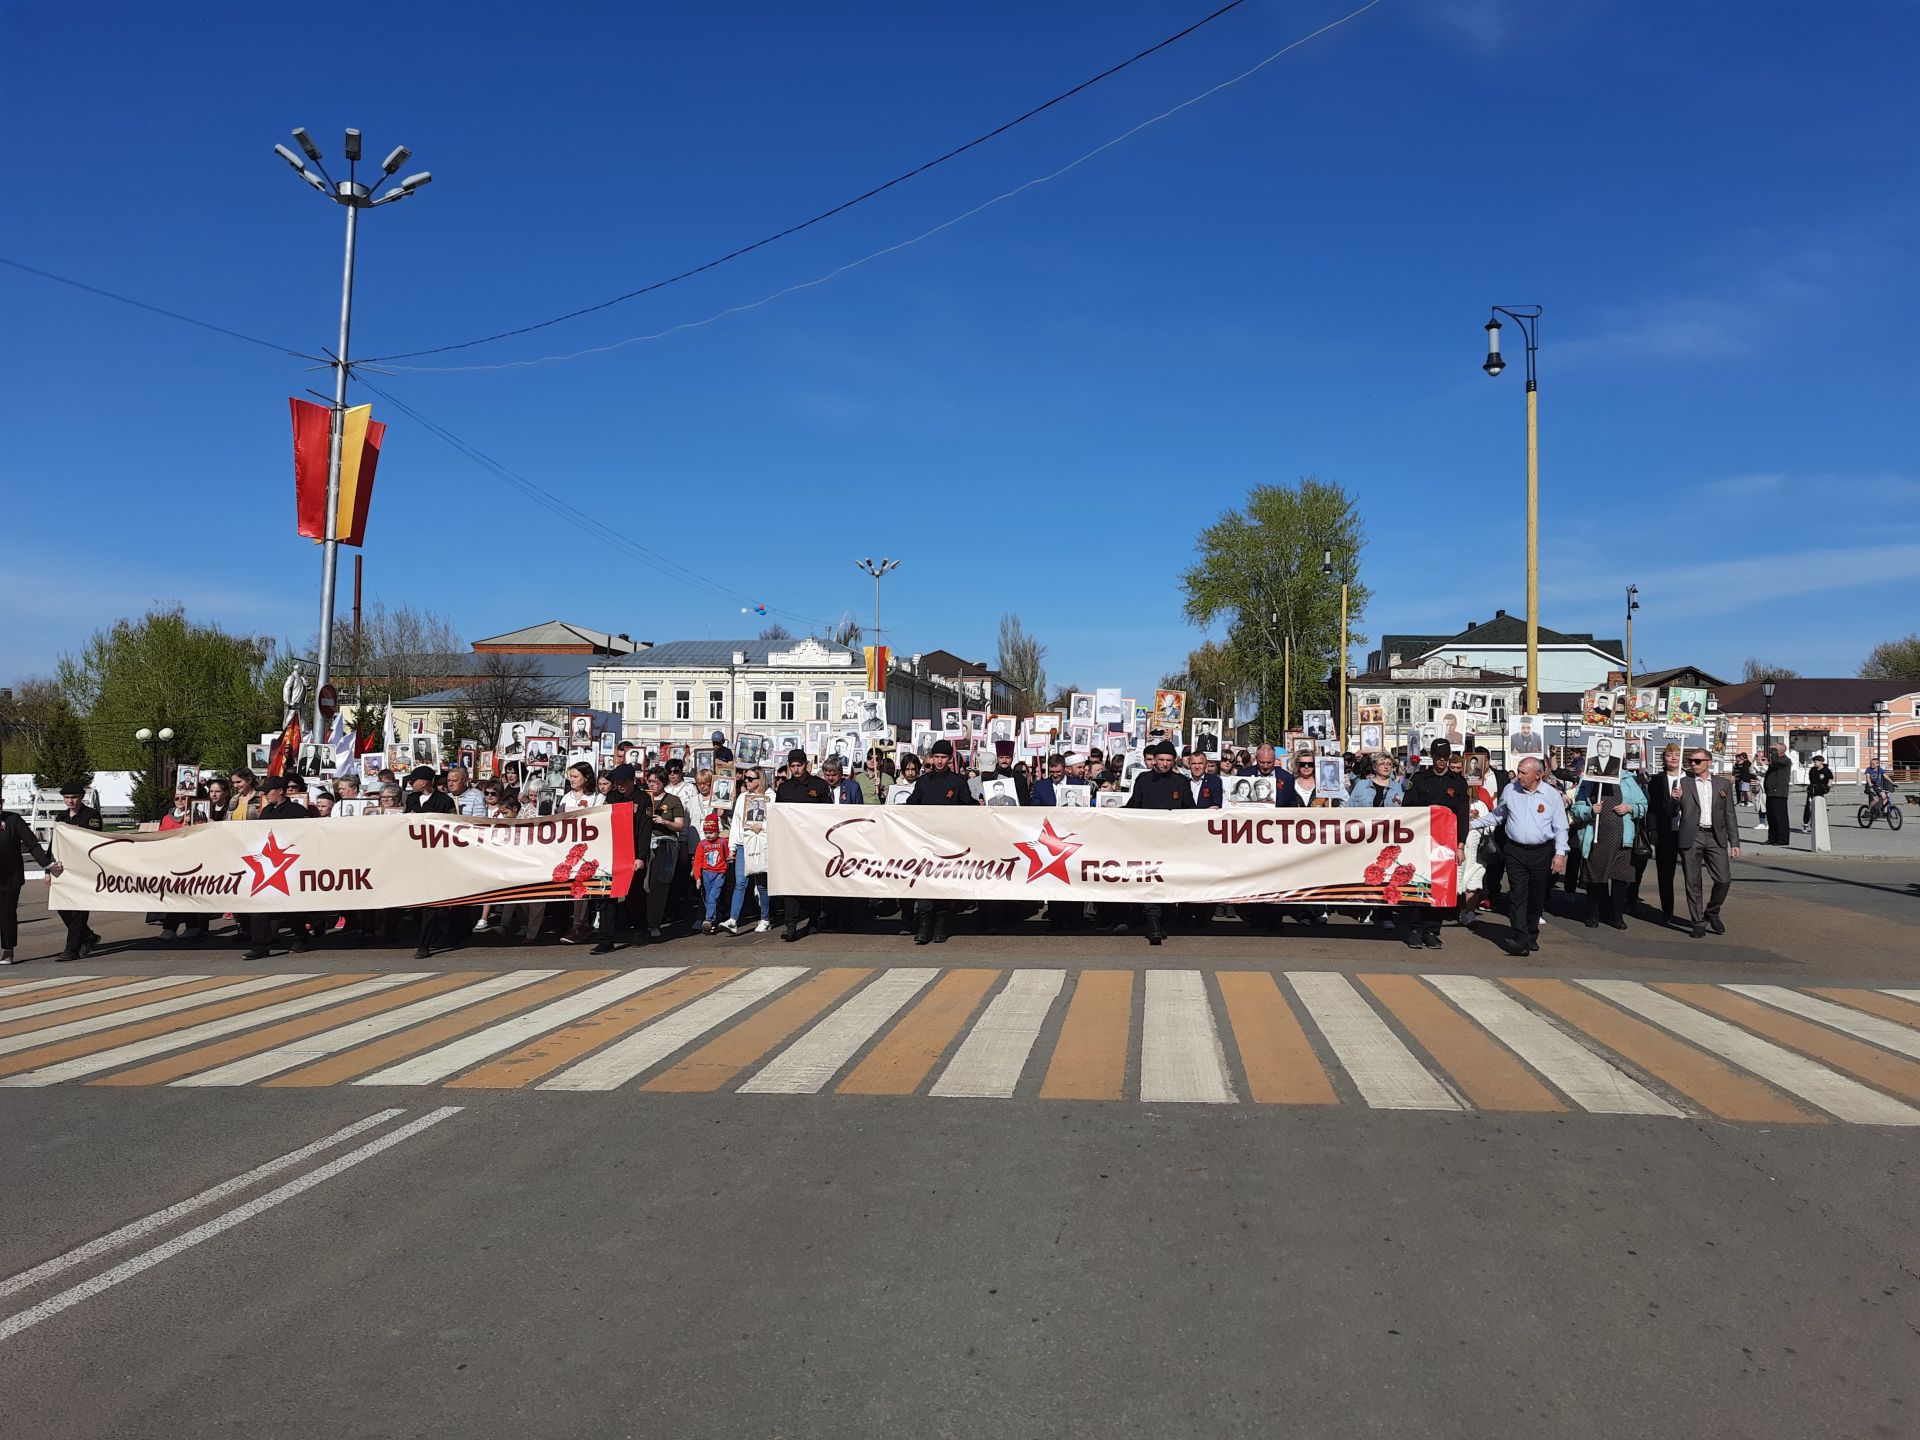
[[54, 782, 104, 960], [1641, 744, 1687, 927], [1677, 748, 1741, 937], [1762, 744, 1793, 845], [1, 800, 63, 964], [1182, 747, 1224, 810]]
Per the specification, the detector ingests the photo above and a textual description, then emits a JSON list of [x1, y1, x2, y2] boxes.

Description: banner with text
[[50, 807, 637, 913], [768, 806, 1457, 907]]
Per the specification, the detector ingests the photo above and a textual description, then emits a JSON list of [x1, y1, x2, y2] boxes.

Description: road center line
[[0, 1109, 407, 1300], [0, 1107, 462, 1344]]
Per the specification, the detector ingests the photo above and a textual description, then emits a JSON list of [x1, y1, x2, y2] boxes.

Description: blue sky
[[4, 0, 1915, 696]]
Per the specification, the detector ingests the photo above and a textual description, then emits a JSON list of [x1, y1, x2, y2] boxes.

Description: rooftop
[[1375, 609, 1624, 663], [472, 621, 643, 654], [601, 637, 858, 670], [1713, 678, 1915, 715]]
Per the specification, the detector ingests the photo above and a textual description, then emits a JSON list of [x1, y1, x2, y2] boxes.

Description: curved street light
[[134, 726, 177, 821], [1482, 305, 1543, 712]]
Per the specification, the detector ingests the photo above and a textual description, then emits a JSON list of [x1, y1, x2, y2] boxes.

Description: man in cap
[[904, 737, 974, 944], [404, 766, 455, 815], [54, 780, 104, 960], [774, 748, 832, 941], [1124, 741, 1191, 945], [242, 774, 322, 960]]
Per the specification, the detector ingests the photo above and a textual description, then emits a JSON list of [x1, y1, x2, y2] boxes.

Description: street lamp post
[[1482, 305, 1543, 713], [274, 126, 431, 739], [1762, 679, 1776, 756], [854, 558, 900, 656], [1323, 547, 1349, 749], [1624, 584, 1640, 686], [133, 726, 176, 821], [1873, 698, 1889, 768]]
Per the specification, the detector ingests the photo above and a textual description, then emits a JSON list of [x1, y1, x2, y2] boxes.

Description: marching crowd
[[1, 727, 1808, 966]]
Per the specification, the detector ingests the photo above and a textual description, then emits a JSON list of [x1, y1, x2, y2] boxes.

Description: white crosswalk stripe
[[170, 971, 562, 1087], [1288, 971, 1461, 1110], [1725, 985, 1920, 1060], [1140, 970, 1235, 1104], [1425, 975, 1679, 1116], [931, 970, 1066, 1099], [539, 968, 808, 1091], [1881, 989, 1920, 1004], [1576, 981, 1920, 1126], [0, 976, 427, 1089], [738, 969, 936, 1094], [0, 975, 314, 1058], [353, 969, 683, 1086], [0, 976, 210, 1022], [0, 975, 103, 999]]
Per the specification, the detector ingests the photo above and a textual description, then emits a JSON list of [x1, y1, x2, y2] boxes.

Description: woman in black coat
[[0, 803, 64, 964]]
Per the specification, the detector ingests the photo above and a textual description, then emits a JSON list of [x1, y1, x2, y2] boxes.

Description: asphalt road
[[2, 854, 1915, 1439]]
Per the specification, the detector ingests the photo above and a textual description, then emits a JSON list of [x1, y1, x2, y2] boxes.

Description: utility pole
[[1483, 306, 1543, 713], [274, 127, 431, 736], [1625, 584, 1640, 686]]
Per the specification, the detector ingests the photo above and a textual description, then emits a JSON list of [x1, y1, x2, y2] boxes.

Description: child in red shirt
[[693, 813, 733, 935]]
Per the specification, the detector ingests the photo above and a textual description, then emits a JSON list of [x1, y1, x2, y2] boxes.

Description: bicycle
[[1857, 789, 1904, 830]]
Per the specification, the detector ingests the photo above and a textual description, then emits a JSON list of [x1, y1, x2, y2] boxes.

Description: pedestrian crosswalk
[[1, 966, 1917, 1124]]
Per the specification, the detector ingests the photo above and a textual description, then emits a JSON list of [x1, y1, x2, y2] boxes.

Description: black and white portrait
[[1070, 692, 1094, 723]]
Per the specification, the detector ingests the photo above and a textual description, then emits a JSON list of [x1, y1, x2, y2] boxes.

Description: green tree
[[1859, 634, 1920, 683], [997, 614, 1048, 716], [58, 608, 284, 773], [1180, 476, 1369, 739], [31, 698, 93, 791], [1158, 640, 1240, 724]]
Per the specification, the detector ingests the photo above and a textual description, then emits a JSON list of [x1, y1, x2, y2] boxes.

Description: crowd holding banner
[[1, 676, 1780, 965]]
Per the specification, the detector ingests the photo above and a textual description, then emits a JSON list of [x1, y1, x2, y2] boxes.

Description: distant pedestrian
[[1763, 745, 1793, 845], [1, 797, 64, 964]]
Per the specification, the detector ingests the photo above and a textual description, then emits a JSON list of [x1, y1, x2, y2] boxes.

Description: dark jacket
[[1183, 774, 1224, 809], [1126, 767, 1193, 811], [259, 799, 311, 821], [1403, 766, 1472, 840], [1644, 767, 1687, 842], [1763, 755, 1793, 798], [905, 768, 975, 806], [1, 812, 54, 890], [57, 803, 104, 833], [775, 773, 833, 806], [1806, 761, 1833, 798], [1678, 773, 1741, 851], [405, 789, 457, 815]]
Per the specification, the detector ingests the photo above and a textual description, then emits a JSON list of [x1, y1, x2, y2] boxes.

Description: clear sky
[[4, 1, 1915, 696]]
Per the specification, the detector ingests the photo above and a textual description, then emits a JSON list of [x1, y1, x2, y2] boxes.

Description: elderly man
[[445, 765, 487, 817], [1473, 757, 1567, 956], [1762, 744, 1793, 845], [1679, 747, 1742, 937]]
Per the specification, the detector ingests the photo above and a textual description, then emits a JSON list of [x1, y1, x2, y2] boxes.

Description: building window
[[708, 688, 725, 722], [1395, 696, 1412, 725], [751, 690, 768, 722], [641, 689, 659, 721], [814, 689, 831, 721], [674, 688, 691, 721], [779, 690, 796, 722], [1491, 696, 1508, 724], [1822, 734, 1858, 771], [609, 686, 627, 720]]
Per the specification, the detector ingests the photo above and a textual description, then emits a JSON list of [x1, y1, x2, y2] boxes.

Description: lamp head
[[1762, 680, 1776, 699], [274, 143, 306, 171], [1482, 316, 1505, 376], [135, 727, 153, 743], [290, 127, 322, 163], [158, 727, 175, 742], [398, 170, 432, 192], [381, 144, 411, 175], [343, 128, 362, 162]]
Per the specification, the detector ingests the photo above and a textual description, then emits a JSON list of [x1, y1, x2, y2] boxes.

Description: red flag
[[267, 713, 302, 778], [291, 399, 331, 540], [291, 400, 384, 546]]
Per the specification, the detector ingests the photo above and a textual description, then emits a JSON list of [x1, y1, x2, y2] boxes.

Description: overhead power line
[[359, 0, 1255, 363], [0, 256, 324, 361]]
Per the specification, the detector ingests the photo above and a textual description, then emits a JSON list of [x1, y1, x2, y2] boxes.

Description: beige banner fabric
[[767, 805, 1458, 907], [50, 806, 638, 914]]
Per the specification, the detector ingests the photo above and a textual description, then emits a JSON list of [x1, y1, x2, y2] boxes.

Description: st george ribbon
[[50, 807, 638, 913], [768, 806, 1459, 907]]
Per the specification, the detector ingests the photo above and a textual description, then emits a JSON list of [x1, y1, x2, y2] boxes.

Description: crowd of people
[[0, 728, 1798, 965]]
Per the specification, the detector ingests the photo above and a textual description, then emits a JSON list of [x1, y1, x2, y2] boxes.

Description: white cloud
[[1543, 542, 1920, 618]]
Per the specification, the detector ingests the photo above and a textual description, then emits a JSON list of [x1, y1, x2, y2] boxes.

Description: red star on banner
[[241, 831, 300, 897], [1013, 817, 1082, 885]]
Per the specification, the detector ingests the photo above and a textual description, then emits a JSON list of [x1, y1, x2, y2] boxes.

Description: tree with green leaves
[[997, 614, 1048, 716], [58, 608, 284, 773], [31, 698, 92, 791], [1158, 640, 1240, 724], [1859, 634, 1920, 683], [1180, 476, 1368, 739]]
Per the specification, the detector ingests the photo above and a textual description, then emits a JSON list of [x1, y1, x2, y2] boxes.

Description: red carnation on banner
[[553, 844, 600, 898]]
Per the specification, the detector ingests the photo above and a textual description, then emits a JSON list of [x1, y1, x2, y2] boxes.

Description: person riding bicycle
[[1863, 762, 1892, 799]]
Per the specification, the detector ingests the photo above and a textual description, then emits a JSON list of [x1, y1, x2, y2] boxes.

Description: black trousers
[[1, 886, 20, 951], [1652, 833, 1680, 919], [1502, 840, 1554, 942], [57, 908, 91, 955], [1765, 795, 1790, 845]]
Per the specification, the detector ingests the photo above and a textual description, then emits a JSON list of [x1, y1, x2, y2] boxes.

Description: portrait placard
[[1302, 710, 1333, 743], [1505, 714, 1546, 758], [175, 764, 201, 795], [1665, 687, 1707, 730], [1094, 689, 1125, 730], [1359, 723, 1383, 751], [1190, 716, 1223, 755], [1580, 726, 1626, 784]]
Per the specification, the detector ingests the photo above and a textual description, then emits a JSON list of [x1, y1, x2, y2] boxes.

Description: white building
[[1350, 658, 1526, 747], [1368, 610, 1624, 695], [589, 637, 868, 745]]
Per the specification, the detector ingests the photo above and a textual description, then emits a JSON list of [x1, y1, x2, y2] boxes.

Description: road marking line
[[447, 968, 738, 1089], [1358, 975, 1564, 1113], [1216, 971, 1337, 1106], [738, 969, 937, 1094], [1423, 974, 1676, 1115], [1038, 970, 1134, 1101], [1727, 985, 1920, 1061], [1138, 970, 1235, 1104], [0, 976, 110, 1004], [1580, 982, 1920, 1125], [354, 969, 679, 1086], [0, 976, 417, 1088], [538, 968, 807, 1091], [1652, 984, 1920, 1106], [642, 969, 873, 1093], [1287, 971, 1460, 1111], [931, 970, 1066, 1099], [1810, 988, 1920, 1030], [1503, 979, 1818, 1124], [0, 976, 214, 1026], [838, 969, 999, 1096], [165, 972, 557, 1088], [1884, 989, 1920, 1005], [0, 1109, 406, 1300], [0, 975, 313, 1058], [0, 1108, 461, 1344]]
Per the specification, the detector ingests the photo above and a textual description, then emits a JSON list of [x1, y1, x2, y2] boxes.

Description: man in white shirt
[[445, 766, 488, 817], [1677, 748, 1741, 937]]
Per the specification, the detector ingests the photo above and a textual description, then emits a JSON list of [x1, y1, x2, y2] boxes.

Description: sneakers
[[648, 927, 663, 940], [414, 943, 432, 959], [1422, 931, 1443, 949], [754, 920, 770, 933], [473, 918, 495, 934], [0, 950, 17, 965], [591, 940, 617, 955], [244, 946, 270, 961], [718, 919, 739, 934]]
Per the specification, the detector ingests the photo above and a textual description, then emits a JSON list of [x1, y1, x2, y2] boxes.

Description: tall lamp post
[[1624, 584, 1640, 685], [1482, 304, 1543, 713], [1761, 680, 1776, 755], [1873, 698, 1889, 768], [1323, 547, 1349, 748], [854, 558, 900, 656], [274, 126, 431, 738], [133, 726, 175, 821]]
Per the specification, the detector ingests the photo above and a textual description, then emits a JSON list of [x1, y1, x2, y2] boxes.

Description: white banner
[[767, 806, 1458, 907], [50, 807, 639, 913]]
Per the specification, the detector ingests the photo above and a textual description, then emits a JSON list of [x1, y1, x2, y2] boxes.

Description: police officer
[[774, 748, 832, 941], [905, 738, 974, 945], [1399, 737, 1472, 950], [54, 781, 104, 961], [1125, 740, 1191, 945]]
